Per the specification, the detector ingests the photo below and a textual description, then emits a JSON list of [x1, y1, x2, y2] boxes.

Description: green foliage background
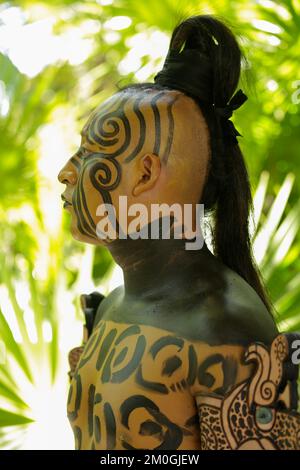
[[0, 0, 299, 449]]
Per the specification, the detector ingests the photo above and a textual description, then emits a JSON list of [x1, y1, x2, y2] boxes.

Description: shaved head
[[59, 86, 210, 243], [80, 87, 210, 204]]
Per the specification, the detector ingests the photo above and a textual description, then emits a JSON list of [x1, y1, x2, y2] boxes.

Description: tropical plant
[[252, 172, 300, 330], [0, 0, 299, 449]]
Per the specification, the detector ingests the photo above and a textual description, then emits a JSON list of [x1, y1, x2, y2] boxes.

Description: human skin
[[58, 88, 208, 243], [58, 87, 278, 450]]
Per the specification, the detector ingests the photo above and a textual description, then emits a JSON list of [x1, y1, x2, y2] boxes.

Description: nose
[[58, 159, 78, 185]]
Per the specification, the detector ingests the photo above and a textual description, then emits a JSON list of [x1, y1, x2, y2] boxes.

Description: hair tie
[[214, 89, 248, 144]]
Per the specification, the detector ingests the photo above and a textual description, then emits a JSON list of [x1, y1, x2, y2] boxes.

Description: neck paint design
[[70, 90, 179, 241]]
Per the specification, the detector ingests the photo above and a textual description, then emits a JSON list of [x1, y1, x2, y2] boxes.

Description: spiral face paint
[[61, 89, 180, 243]]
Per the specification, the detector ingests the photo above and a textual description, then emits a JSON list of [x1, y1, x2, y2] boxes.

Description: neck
[[107, 236, 214, 299]]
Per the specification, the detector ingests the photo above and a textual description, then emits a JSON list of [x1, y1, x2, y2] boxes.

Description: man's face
[[57, 88, 183, 244], [58, 87, 209, 245]]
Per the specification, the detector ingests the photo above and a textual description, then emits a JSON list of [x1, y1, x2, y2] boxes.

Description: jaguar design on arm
[[196, 333, 300, 450]]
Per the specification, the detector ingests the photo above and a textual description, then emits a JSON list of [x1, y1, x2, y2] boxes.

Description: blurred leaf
[[1, 0, 300, 449], [0, 410, 33, 427]]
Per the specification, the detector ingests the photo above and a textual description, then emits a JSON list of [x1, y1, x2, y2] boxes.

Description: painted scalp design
[[69, 90, 179, 239]]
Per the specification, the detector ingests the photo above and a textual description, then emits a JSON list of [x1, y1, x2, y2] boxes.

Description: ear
[[132, 154, 161, 197]]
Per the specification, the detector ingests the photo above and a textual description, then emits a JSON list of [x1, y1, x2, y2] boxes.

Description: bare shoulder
[[190, 263, 279, 347], [187, 265, 279, 397]]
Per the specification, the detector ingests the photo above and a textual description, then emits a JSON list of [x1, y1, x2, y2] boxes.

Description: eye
[[77, 147, 90, 158]]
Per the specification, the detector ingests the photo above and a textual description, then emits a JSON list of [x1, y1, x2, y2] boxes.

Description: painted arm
[[195, 333, 300, 450]]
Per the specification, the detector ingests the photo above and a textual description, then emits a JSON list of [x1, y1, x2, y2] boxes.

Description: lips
[[61, 194, 72, 207]]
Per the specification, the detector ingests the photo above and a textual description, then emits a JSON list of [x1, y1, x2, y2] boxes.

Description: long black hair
[[118, 15, 272, 313]]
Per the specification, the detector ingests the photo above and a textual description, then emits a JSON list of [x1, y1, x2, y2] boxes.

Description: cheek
[[86, 158, 132, 214], [69, 164, 102, 243], [74, 161, 106, 220], [86, 157, 123, 206], [74, 158, 132, 238], [82, 171, 102, 220]]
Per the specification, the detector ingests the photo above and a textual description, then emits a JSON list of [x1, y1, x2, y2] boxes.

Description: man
[[58, 15, 299, 450]]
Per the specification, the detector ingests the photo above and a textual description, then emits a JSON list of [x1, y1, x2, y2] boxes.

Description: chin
[[70, 224, 109, 246], [70, 226, 95, 245]]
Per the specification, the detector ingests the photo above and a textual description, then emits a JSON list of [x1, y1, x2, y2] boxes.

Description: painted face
[[57, 88, 182, 244]]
